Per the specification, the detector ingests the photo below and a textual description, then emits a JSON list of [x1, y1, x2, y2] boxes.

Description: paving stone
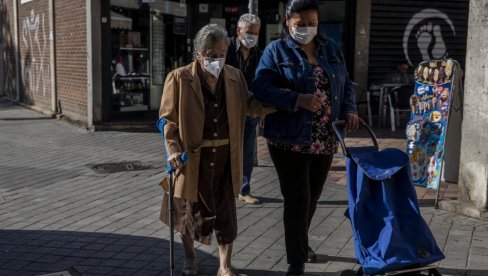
[[1, 260, 31, 270], [85, 266, 115, 275], [0, 101, 486, 275]]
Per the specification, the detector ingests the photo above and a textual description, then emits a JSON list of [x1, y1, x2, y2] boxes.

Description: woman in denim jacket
[[252, 0, 358, 274]]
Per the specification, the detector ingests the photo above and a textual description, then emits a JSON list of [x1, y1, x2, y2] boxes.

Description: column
[[439, 0, 488, 219]]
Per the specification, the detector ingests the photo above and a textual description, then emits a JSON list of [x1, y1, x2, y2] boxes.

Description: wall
[[0, 0, 18, 99], [18, 0, 51, 108], [458, 0, 488, 210], [368, 0, 469, 85], [353, 0, 371, 93], [0, 0, 89, 124], [55, 0, 87, 119], [0, 1, 4, 96]]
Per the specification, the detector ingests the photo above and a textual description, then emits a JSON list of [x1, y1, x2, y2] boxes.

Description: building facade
[[2, 0, 485, 217], [1, 0, 469, 127], [0, 0, 250, 127]]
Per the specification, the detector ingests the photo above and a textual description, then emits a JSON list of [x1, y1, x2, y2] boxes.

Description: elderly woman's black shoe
[[182, 258, 198, 276], [286, 263, 304, 275]]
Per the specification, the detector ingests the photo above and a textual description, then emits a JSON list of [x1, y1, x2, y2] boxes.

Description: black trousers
[[268, 144, 333, 264]]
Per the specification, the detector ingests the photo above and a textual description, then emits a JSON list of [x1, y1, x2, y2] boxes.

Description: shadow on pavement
[[256, 197, 283, 204], [0, 117, 53, 121], [2, 230, 338, 275], [0, 229, 219, 275], [439, 268, 488, 276], [316, 200, 348, 206], [256, 197, 349, 207], [315, 254, 357, 264]]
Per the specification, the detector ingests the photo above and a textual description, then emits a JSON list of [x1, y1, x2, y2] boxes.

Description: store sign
[[210, 18, 226, 28], [173, 17, 186, 35], [402, 9, 456, 66], [224, 6, 239, 15], [199, 4, 209, 13], [152, 16, 165, 85], [150, 0, 187, 17]]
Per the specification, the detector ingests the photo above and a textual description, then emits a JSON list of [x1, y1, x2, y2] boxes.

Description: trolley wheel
[[392, 268, 442, 276], [340, 270, 356, 276], [340, 267, 364, 276], [428, 268, 442, 276]]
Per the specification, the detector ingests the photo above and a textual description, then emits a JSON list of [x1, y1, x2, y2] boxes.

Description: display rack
[[112, 75, 150, 112]]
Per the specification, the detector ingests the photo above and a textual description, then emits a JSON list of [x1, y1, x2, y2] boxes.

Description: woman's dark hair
[[282, 0, 319, 34]]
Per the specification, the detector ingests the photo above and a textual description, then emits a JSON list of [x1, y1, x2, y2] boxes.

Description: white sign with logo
[[210, 18, 226, 28], [150, 0, 187, 17], [403, 8, 456, 66], [199, 4, 209, 13]]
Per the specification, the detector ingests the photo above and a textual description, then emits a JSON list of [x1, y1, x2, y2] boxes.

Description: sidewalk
[[1, 99, 487, 276]]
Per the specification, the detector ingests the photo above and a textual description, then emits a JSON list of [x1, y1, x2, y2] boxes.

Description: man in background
[[226, 13, 262, 204], [384, 63, 414, 84]]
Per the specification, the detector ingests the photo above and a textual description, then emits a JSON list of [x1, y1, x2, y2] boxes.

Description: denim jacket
[[252, 35, 357, 145]]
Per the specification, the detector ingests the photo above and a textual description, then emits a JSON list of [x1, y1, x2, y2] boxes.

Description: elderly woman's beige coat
[[159, 61, 270, 202]]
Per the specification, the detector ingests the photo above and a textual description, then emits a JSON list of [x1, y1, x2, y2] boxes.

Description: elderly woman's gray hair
[[238, 13, 261, 28], [193, 24, 229, 54]]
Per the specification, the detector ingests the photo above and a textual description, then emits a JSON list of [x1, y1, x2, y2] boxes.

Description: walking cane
[[157, 119, 189, 276]]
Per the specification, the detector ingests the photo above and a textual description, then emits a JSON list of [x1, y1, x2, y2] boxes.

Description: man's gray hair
[[237, 13, 261, 28], [193, 24, 229, 54]]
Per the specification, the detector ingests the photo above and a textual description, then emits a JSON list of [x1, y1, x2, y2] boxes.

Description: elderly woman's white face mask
[[197, 40, 228, 79]]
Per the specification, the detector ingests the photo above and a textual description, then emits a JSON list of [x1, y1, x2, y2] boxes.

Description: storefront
[[258, 0, 357, 76], [99, 0, 248, 122], [367, 0, 469, 86], [97, 0, 358, 122], [99, 0, 184, 121]]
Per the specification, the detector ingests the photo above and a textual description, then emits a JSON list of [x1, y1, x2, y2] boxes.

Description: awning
[[111, 11, 132, 30], [111, 0, 140, 10]]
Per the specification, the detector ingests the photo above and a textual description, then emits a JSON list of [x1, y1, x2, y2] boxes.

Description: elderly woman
[[159, 24, 272, 276]]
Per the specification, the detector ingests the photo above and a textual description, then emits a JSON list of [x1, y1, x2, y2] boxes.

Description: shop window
[[110, 2, 151, 113]]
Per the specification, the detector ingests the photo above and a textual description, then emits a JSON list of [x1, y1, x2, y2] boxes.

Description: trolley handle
[[332, 118, 379, 157]]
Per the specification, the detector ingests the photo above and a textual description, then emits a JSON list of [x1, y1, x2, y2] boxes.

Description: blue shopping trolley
[[332, 120, 444, 276]]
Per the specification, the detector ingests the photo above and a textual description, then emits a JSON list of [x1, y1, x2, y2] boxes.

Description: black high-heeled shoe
[[286, 263, 304, 275], [307, 246, 318, 263]]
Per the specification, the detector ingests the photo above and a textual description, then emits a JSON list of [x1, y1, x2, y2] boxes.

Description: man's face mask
[[240, 33, 258, 48]]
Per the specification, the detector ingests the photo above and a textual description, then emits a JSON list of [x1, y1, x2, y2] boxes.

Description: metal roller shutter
[[368, 0, 469, 86]]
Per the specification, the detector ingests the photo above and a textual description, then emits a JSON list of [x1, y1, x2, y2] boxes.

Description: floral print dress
[[270, 64, 338, 155]]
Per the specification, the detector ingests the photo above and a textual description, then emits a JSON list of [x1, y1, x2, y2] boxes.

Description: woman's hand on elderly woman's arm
[[246, 89, 277, 118], [345, 112, 359, 132], [298, 94, 323, 113]]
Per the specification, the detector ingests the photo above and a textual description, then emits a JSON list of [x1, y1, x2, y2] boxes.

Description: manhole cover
[[91, 161, 152, 173]]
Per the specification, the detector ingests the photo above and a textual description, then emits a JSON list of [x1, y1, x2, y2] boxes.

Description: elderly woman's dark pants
[[268, 144, 333, 264]]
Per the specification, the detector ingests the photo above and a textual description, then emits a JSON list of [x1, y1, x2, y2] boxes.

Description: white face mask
[[203, 57, 225, 78], [240, 33, 258, 48], [290, 26, 317, 45]]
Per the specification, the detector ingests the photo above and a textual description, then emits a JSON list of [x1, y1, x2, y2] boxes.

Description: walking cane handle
[[166, 152, 189, 174], [157, 118, 190, 175]]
